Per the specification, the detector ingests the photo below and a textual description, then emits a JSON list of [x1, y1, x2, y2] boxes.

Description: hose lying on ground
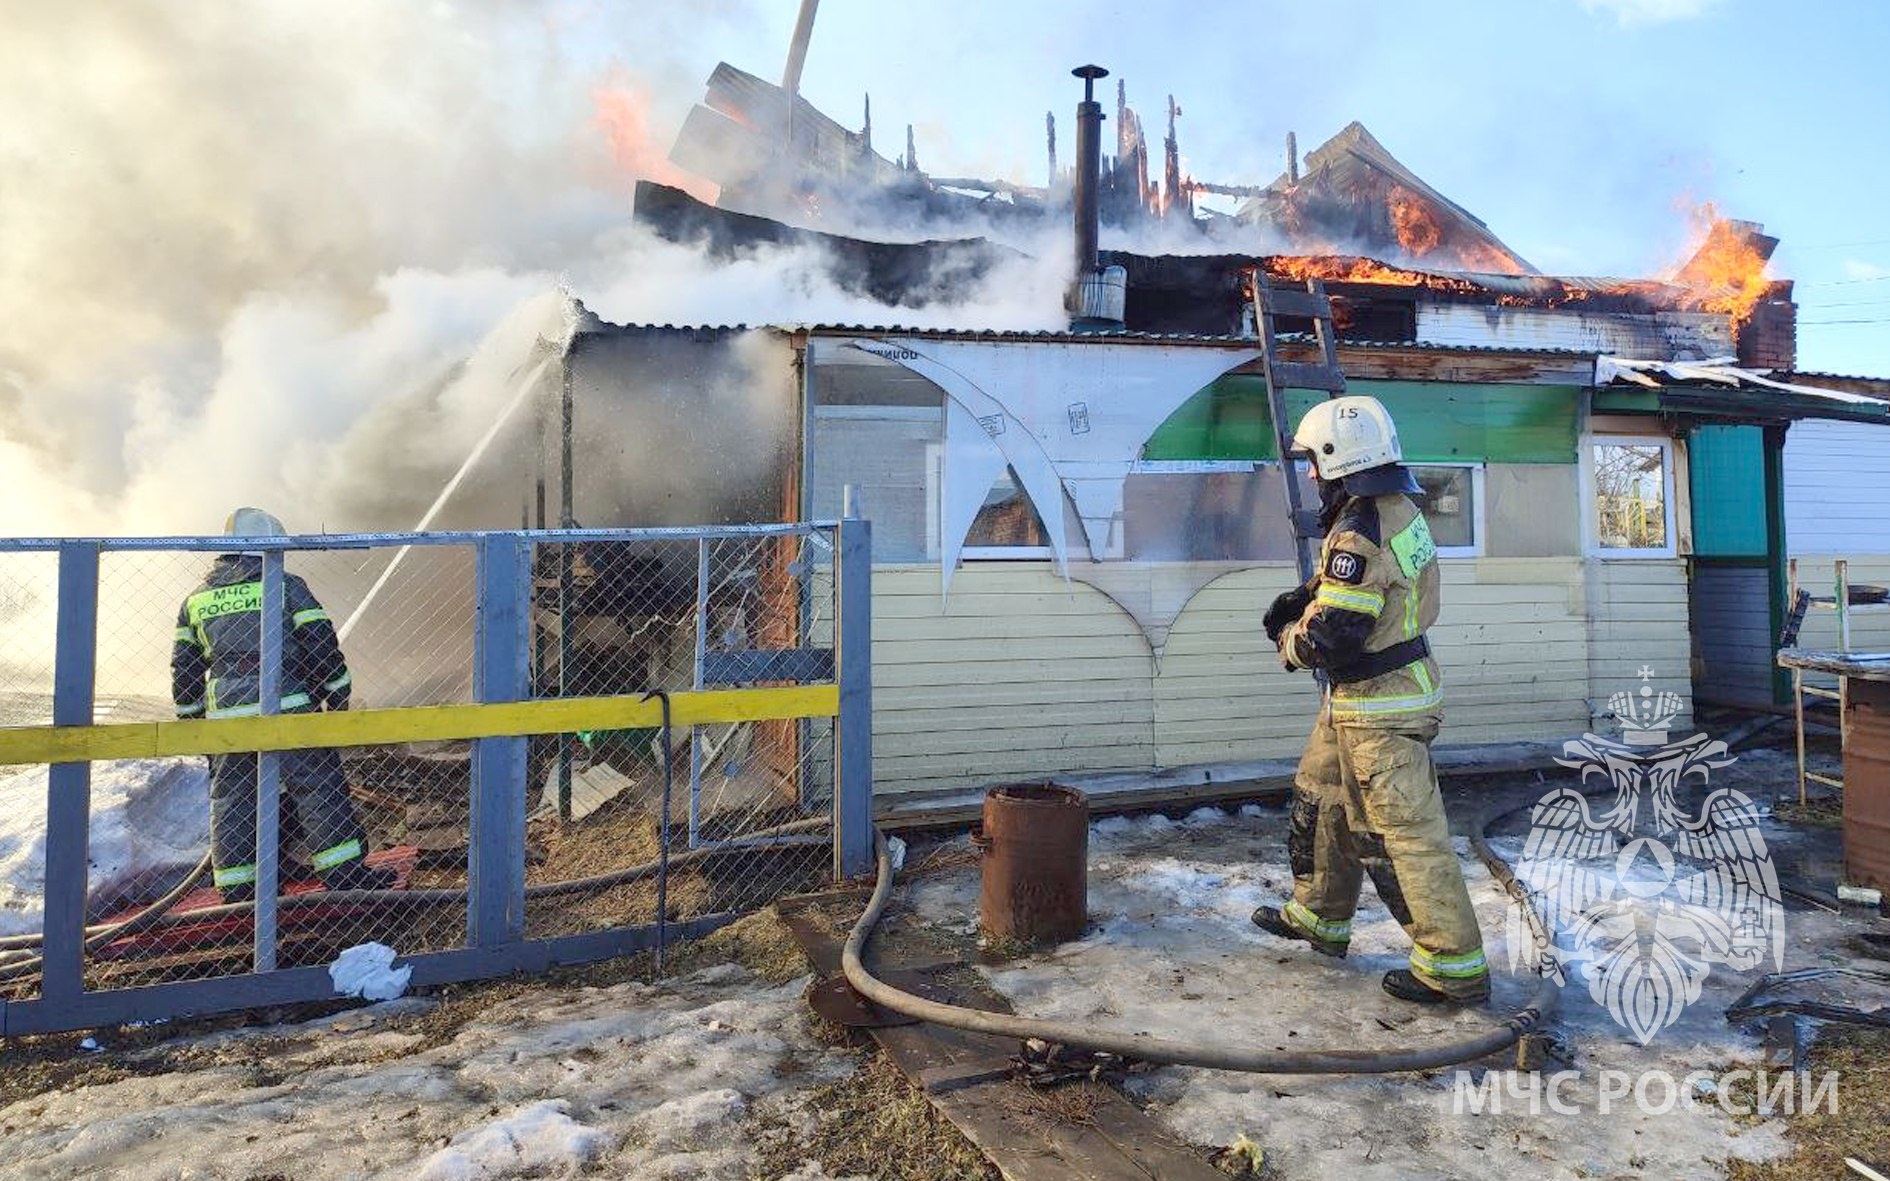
[[0, 818, 829, 983], [841, 799, 1562, 1075]]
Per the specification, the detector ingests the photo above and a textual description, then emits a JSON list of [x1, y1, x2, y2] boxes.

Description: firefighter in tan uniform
[[1251, 396, 1491, 1004]]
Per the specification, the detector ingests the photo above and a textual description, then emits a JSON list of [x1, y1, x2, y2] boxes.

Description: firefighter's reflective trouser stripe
[[1284, 715, 1489, 998], [209, 746, 368, 888]]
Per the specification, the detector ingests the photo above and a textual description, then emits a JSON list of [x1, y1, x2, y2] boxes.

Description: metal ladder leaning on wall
[[1247, 272, 1348, 586], [1781, 557, 1890, 802]]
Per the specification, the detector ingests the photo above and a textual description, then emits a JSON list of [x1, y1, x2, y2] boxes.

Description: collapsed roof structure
[[658, 60, 1798, 371]]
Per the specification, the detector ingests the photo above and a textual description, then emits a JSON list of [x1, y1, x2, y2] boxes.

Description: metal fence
[[0, 520, 872, 1036]]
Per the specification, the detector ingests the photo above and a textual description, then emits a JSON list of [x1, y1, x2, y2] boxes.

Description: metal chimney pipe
[[1072, 65, 1109, 279], [1286, 131, 1299, 184]]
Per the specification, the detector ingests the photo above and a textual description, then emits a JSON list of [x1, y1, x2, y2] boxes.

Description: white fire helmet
[[1290, 395, 1403, 480], [225, 507, 288, 538]]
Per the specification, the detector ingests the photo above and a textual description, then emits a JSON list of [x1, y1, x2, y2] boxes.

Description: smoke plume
[[0, 1, 1068, 539]]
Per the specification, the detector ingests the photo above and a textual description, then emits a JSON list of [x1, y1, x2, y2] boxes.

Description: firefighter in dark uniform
[[171, 508, 393, 901], [1250, 397, 1491, 1004]]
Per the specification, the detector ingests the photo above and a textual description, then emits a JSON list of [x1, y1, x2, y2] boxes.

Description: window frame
[[1406, 462, 1487, 559], [1583, 434, 1678, 560]]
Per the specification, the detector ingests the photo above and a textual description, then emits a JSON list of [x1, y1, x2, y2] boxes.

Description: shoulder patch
[[1325, 549, 1366, 585]]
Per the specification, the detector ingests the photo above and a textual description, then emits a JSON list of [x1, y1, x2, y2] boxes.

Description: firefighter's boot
[[1382, 968, 1489, 1006], [1250, 904, 1348, 958]]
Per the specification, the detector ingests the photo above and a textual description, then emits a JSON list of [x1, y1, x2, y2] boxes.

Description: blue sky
[[651, 0, 1890, 376]]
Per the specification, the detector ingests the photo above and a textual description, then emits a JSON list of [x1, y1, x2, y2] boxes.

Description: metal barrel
[[975, 782, 1088, 945]]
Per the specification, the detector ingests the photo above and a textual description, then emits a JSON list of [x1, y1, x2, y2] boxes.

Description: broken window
[[1409, 464, 1482, 556], [1590, 439, 1675, 556], [964, 467, 1051, 552]]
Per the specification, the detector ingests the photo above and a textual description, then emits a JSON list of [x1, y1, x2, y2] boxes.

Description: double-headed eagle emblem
[[1507, 670, 1784, 1044]]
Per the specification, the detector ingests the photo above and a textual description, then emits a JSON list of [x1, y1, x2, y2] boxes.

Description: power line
[[1794, 275, 1890, 288], [1781, 238, 1890, 251], [1798, 298, 1890, 310], [1798, 318, 1890, 326]]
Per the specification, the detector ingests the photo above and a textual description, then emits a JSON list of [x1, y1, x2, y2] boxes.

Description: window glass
[[966, 467, 1049, 549], [1409, 466, 1476, 549], [1592, 442, 1669, 550]]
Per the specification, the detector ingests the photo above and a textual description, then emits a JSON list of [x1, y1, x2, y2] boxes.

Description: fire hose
[[839, 796, 1563, 1075]]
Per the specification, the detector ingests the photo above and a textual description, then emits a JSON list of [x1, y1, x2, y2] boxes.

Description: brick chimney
[[1738, 280, 1797, 372]]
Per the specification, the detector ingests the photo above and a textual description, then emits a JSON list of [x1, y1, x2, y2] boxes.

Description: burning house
[[528, 60, 1890, 810]]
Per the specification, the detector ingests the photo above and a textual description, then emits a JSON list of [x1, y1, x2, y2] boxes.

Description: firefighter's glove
[[1263, 585, 1314, 644], [323, 692, 351, 712]]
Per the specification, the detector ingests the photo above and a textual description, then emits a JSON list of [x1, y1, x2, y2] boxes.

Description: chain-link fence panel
[[520, 529, 839, 956], [65, 546, 479, 990], [0, 551, 59, 1001], [0, 523, 855, 1026]]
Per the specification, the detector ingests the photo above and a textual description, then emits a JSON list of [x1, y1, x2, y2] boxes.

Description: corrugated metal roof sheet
[[579, 321, 1599, 357]]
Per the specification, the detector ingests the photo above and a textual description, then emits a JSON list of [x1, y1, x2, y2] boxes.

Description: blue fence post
[[253, 550, 285, 973], [834, 504, 874, 880], [470, 536, 531, 946], [43, 541, 100, 1003]]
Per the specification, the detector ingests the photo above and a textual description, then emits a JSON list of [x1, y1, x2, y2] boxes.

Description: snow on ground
[[0, 964, 856, 1180], [906, 799, 1867, 1181], [0, 757, 208, 937]]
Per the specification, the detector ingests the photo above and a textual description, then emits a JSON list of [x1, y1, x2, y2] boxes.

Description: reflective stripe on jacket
[[171, 555, 352, 719], [1280, 491, 1443, 727]]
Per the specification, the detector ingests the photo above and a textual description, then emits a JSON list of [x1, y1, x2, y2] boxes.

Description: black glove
[[1264, 585, 1315, 643]]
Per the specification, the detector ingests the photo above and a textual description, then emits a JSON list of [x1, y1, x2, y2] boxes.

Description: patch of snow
[[330, 942, 412, 1001], [886, 835, 907, 872], [904, 798, 1846, 1179], [0, 757, 207, 937], [0, 968, 853, 1180], [414, 1100, 610, 1181]]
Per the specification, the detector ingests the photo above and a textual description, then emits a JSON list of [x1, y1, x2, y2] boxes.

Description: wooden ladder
[[1248, 272, 1348, 585]]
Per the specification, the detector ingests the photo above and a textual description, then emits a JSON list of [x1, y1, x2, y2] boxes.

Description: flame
[[1671, 203, 1773, 326], [592, 81, 720, 205], [1264, 255, 1479, 293], [1388, 185, 1442, 259]]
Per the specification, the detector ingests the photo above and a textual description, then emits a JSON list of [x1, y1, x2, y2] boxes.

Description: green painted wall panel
[[1143, 378, 1580, 464], [1688, 424, 1769, 557]]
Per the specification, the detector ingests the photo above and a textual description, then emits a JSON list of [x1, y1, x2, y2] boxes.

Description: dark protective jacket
[[1278, 488, 1443, 728], [171, 556, 352, 719]]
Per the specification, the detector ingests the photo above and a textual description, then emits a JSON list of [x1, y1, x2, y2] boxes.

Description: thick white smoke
[[0, 1, 1069, 540]]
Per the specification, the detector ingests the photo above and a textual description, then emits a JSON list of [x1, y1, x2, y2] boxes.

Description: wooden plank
[[777, 895, 1223, 1181], [1256, 286, 1331, 320], [1265, 360, 1347, 394]]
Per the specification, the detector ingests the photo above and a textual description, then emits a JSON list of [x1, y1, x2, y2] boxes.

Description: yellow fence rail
[[0, 685, 839, 766]]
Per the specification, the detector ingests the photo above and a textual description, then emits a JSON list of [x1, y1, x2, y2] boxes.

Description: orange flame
[[1671, 203, 1774, 326], [1388, 185, 1442, 259], [1265, 255, 1477, 292], [592, 82, 720, 205]]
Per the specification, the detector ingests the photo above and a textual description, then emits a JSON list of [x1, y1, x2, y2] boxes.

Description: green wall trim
[[1144, 377, 1581, 464]]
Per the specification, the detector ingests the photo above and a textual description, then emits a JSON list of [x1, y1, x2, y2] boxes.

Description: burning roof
[[650, 61, 1796, 367], [1234, 121, 1537, 276]]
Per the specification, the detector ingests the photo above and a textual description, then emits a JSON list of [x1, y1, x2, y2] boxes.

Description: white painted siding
[[1785, 420, 1890, 557], [1415, 303, 1732, 359], [865, 556, 1694, 797]]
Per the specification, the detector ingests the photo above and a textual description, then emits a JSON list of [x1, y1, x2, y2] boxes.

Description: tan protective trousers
[[1283, 715, 1490, 997]]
